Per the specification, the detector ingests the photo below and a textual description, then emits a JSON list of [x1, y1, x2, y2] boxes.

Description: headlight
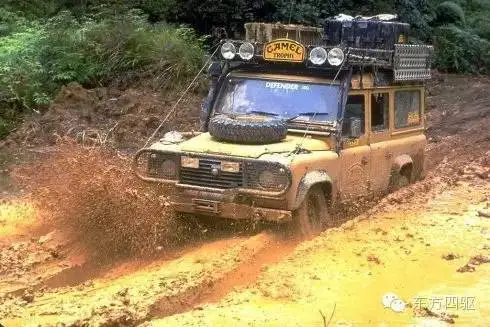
[[161, 159, 177, 178], [221, 42, 236, 60], [246, 162, 290, 192], [148, 153, 178, 179], [238, 42, 254, 60], [256, 167, 289, 191], [181, 156, 199, 169], [309, 47, 328, 65], [327, 48, 345, 66]]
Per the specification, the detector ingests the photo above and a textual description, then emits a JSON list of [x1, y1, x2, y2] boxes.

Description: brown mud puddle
[[149, 234, 300, 318], [0, 233, 297, 326]]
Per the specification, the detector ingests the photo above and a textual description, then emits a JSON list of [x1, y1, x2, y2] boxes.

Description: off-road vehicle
[[134, 16, 432, 236]]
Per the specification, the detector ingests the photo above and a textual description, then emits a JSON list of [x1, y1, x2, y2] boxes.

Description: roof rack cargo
[[323, 14, 410, 50], [215, 19, 433, 82]]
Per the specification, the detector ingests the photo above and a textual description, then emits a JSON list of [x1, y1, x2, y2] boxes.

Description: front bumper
[[172, 188, 292, 222]]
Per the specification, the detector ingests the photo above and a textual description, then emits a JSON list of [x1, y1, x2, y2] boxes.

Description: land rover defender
[[134, 17, 432, 236]]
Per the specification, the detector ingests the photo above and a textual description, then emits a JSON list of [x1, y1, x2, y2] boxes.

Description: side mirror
[[207, 61, 222, 77], [199, 78, 219, 131], [348, 117, 362, 138]]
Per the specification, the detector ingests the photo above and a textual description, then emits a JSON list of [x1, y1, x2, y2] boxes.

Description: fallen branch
[[319, 303, 336, 327]]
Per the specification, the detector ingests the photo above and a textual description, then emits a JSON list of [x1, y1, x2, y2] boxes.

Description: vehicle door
[[368, 90, 393, 194], [339, 92, 371, 199]]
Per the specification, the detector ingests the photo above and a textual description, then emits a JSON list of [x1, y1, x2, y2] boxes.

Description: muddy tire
[[292, 185, 333, 238], [208, 114, 287, 144]]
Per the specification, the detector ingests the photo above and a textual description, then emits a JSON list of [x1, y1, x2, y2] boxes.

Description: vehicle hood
[[178, 132, 331, 158]]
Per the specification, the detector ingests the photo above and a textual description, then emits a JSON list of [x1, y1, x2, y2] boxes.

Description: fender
[[392, 154, 413, 173], [293, 170, 332, 210]]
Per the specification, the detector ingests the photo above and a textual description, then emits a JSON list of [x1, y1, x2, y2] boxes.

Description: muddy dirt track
[[0, 74, 489, 326]]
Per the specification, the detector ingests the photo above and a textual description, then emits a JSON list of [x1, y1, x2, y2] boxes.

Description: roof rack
[[215, 21, 433, 81]]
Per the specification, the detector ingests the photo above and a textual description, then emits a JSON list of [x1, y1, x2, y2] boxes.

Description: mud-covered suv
[[134, 20, 433, 236]]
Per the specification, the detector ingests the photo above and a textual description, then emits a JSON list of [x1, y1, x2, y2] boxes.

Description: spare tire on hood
[[208, 114, 288, 144]]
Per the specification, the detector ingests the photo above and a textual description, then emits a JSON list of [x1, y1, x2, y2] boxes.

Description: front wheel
[[292, 185, 333, 238]]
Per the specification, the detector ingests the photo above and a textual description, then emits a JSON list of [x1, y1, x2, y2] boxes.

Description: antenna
[[286, 0, 296, 39], [143, 46, 220, 148], [287, 0, 295, 25]]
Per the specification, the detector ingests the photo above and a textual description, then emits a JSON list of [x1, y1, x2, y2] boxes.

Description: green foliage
[[463, 0, 490, 40], [434, 1, 465, 26], [0, 9, 206, 139], [434, 24, 490, 73], [0, 114, 16, 139], [2, 0, 60, 19]]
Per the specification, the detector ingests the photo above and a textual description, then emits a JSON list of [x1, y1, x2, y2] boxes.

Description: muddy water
[[148, 234, 301, 319], [148, 181, 490, 326], [1, 173, 489, 326]]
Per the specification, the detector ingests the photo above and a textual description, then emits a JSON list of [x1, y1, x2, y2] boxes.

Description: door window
[[343, 95, 365, 137], [395, 90, 421, 128], [371, 93, 389, 131]]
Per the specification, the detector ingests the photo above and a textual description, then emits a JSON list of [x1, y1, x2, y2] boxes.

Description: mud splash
[[11, 143, 197, 261]]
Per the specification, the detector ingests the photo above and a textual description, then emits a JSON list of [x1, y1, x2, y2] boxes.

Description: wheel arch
[[293, 170, 332, 210], [392, 154, 413, 179]]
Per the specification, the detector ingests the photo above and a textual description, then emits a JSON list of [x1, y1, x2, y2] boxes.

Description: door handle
[[361, 157, 369, 165]]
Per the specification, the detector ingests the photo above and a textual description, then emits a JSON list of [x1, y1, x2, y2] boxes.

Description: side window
[[395, 90, 421, 128], [371, 93, 389, 131], [343, 95, 365, 137]]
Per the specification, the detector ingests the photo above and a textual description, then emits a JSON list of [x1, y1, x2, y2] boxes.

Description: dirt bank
[[0, 83, 203, 151]]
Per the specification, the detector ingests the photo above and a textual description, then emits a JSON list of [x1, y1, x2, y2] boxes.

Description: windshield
[[213, 76, 340, 123]]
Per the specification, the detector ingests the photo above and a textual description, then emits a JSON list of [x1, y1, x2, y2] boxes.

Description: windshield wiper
[[246, 110, 280, 117], [287, 112, 329, 122]]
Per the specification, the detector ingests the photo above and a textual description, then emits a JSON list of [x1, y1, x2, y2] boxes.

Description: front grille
[[180, 158, 244, 189]]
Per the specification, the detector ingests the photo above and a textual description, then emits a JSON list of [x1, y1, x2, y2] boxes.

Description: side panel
[[369, 134, 426, 193], [339, 145, 371, 198], [368, 90, 392, 192]]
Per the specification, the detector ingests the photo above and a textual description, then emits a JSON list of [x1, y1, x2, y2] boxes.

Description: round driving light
[[327, 47, 345, 66], [238, 42, 254, 60], [221, 42, 236, 60], [309, 47, 328, 65], [161, 159, 177, 178]]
